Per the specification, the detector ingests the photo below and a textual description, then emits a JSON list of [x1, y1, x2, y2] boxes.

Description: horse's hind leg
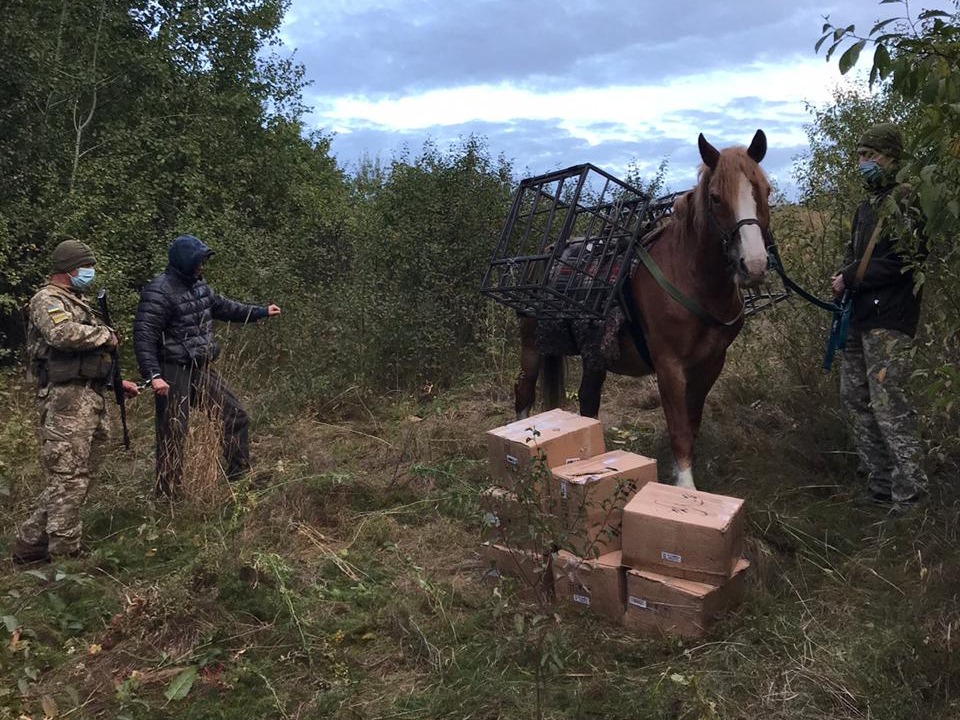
[[515, 316, 541, 419], [578, 368, 607, 418], [514, 356, 541, 419], [541, 355, 565, 410]]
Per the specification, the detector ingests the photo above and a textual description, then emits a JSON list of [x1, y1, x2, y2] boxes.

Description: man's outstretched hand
[[266, 304, 281, 317]]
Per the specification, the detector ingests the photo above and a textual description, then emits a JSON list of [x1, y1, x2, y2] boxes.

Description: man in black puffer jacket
[[134, 235, 281, 496]]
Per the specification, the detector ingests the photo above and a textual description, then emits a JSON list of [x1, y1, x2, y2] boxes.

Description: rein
[[766, 244, 841, 313]]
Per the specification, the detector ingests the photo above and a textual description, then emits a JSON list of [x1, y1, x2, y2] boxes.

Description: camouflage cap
[[858, 122, 903, 160], [51, 239, 97, 273]]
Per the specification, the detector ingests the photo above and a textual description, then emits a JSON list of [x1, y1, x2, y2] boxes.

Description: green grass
[[2, 359, 960, 720]]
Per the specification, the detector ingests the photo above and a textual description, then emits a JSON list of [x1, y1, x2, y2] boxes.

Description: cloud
[[281, 0, 956, 199]]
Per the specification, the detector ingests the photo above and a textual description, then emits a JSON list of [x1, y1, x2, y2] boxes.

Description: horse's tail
[[541, 355, 565, 410]]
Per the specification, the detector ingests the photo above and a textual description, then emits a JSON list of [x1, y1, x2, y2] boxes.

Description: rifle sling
[[853, 217, 885, 288]]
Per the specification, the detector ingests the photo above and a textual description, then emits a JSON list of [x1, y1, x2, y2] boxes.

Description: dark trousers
[[154, 362, 250, 496]]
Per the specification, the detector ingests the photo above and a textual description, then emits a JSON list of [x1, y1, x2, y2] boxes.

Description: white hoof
[[674, 467, 697, 490]]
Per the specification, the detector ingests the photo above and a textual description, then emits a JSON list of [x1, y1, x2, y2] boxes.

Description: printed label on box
[[505, 454, 519, 467], [661, 551, 682, 563], [572, 593, 591, 606], [559, 480, 568, 499], [628, 596, 648, 609]]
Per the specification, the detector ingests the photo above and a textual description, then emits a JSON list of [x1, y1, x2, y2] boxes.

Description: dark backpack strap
[[619, 267, 655, 370]]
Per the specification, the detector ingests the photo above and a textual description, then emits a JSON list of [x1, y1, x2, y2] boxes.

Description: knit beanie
[[51, 239, 97, 273], [858, 123, 903, 160]]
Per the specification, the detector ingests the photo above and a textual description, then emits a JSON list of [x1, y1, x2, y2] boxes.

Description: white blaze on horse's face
[[734, 173, 768, 287]]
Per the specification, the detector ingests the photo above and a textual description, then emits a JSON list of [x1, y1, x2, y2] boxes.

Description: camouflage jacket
[[27, 283, 114, 387]]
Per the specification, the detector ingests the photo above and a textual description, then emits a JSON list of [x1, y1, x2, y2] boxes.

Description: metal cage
[[479, 164, 664, 320]]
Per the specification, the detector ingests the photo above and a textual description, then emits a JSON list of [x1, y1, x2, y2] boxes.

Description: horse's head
[[696, 130, 771, 288]]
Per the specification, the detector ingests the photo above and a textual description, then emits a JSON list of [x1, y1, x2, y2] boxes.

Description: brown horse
[[514, 130, 771, 490]]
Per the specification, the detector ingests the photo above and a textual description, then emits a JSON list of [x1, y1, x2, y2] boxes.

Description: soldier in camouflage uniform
[[831, 123, 928, 512], [12, 240, 141, 565]]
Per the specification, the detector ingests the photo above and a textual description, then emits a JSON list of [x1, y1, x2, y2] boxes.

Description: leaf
[[825, 40, 843, 62], [814, 34, 831, 53], [870, 17, 898, 34], [41, 694, 59, 718], [918, 9, 950, 19], [875, 43, 892, 80], [163, 667, 198, 702], [839, 40, 866, 74], [2, 615, 18, 633]]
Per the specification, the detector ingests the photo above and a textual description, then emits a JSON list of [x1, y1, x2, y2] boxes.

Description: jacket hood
[[167, 235, 213, 281]]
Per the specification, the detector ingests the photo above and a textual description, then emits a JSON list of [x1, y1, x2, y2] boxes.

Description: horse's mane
[[672, 147, 770, 237]]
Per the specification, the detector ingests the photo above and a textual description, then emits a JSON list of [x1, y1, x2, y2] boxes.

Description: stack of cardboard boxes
[[481, 408, 750, 637]]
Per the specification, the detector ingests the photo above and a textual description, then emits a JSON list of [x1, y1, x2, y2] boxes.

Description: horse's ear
[[698, 133, 720, 170], [747, 129, 767, 163]]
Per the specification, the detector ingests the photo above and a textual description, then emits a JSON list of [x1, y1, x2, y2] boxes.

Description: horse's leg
[[541, 355, 565, 410], [514, 357, 541, 419], [578, 368, 607, 418], [514, 318, 542, 419], [685, 356, 725, 443], [655, 363, 697, 490]]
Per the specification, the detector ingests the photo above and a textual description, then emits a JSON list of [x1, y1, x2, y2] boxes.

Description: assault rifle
[[822, 289, 852, 372], [96, 289, 131, 449]]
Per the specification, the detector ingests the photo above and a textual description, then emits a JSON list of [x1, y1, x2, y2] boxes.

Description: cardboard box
[[621, 483, 745, 584], [623, 559, 750, 638], [479, 542, 554, 602], [546, 451, 657, 556], [479, 486, 554, 550], [553, 550, 625, 622], [486, 409, 605, 490]]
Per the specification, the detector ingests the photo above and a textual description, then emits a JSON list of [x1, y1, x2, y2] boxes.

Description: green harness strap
[[634, 244, 743, 327]]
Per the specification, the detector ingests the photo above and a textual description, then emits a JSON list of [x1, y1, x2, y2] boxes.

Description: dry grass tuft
[[181, 398, 230, 511]]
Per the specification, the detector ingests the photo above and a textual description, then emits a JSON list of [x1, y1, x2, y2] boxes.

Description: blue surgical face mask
[[70, 267, 96, 289], [858, 160, 883, 181]]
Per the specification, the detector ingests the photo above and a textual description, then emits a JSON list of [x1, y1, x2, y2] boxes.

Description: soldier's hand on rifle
[[831, 273, 845, 299], [266, 304, 281, 317], [121, 380, 141, 398], [105, 331, 119, 351], [151, 377, 170, 396]]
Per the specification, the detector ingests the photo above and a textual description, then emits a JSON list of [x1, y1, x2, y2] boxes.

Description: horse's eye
[[709, 192, 721, 205]]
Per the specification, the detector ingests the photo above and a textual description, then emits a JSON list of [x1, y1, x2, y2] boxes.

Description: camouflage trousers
[[840, 327, 927, 502], [17, 382, 110, 555]]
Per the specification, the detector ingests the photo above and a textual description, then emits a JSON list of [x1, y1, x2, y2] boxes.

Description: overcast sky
[[278, 0, 954, 198]]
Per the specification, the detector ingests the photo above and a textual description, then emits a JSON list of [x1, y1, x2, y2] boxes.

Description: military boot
[[12, 539, 51, 566]]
